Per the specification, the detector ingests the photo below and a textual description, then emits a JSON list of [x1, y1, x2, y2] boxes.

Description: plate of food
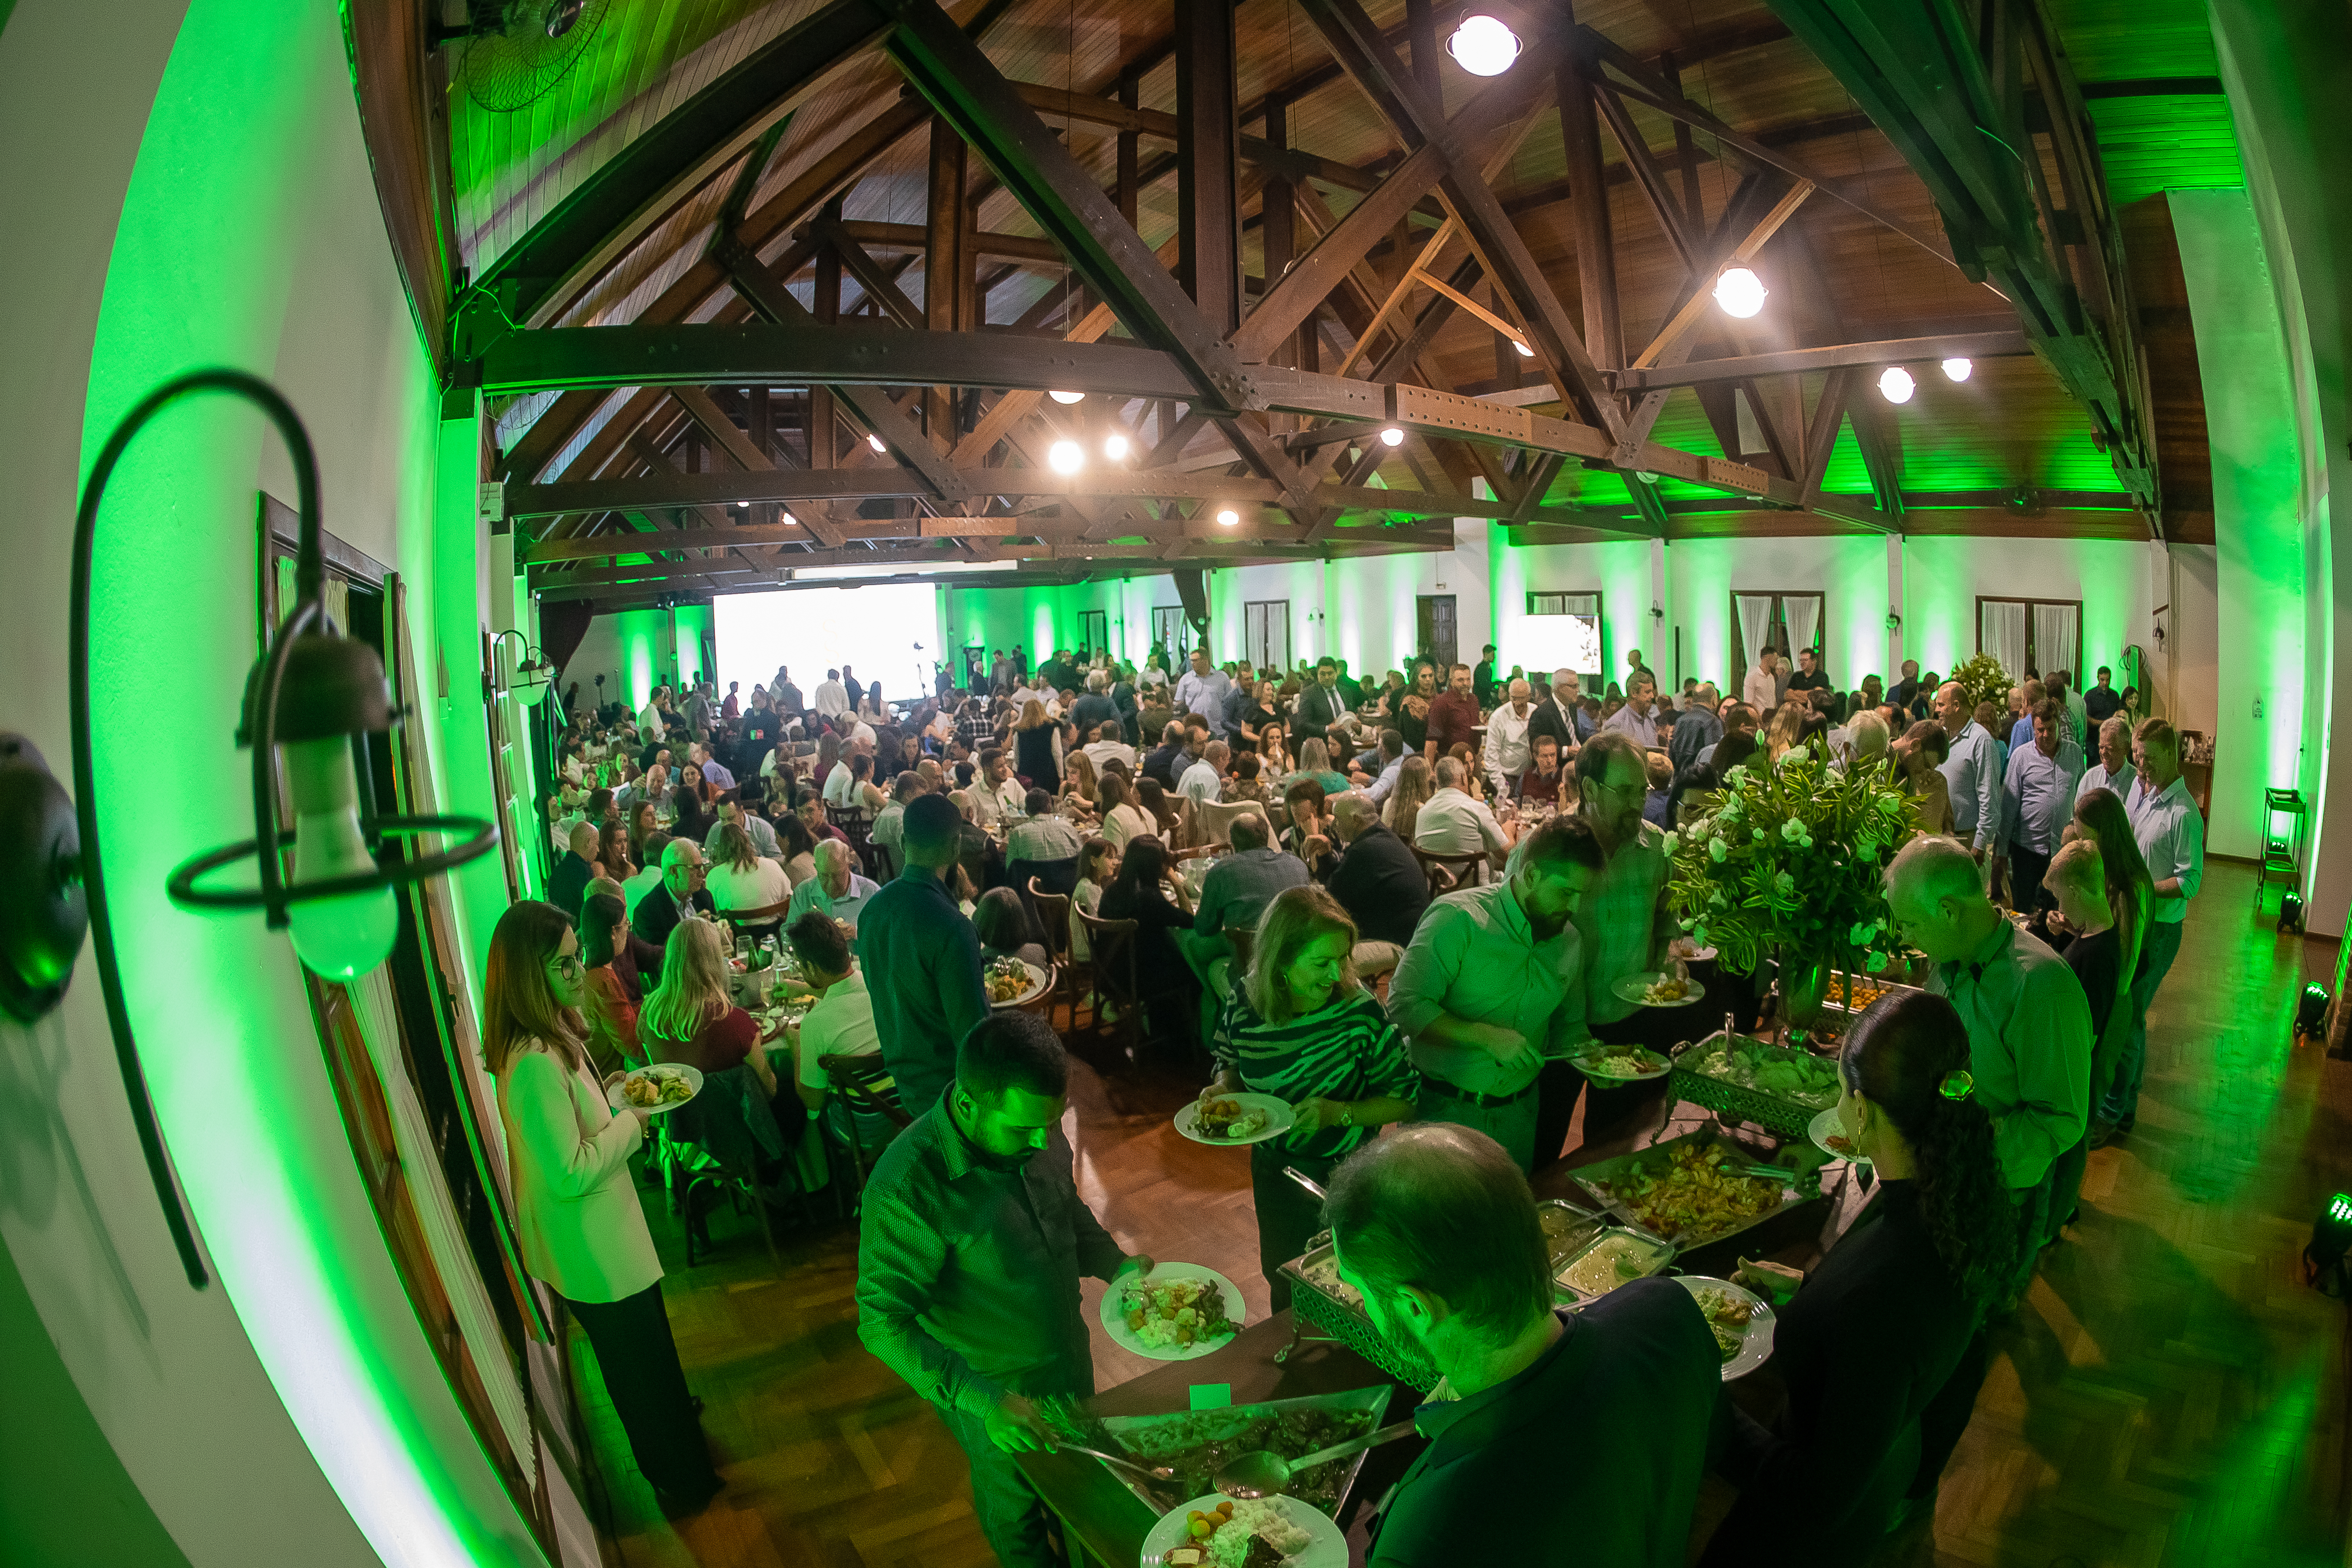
[[607, 1062, 703, 1114], [1675, 1275, 1776, 1380], [985, 955, 1051, 1009], [1567, 1045, 1671, 1083], [1612, 971, 1702, 1008], [1141, 1493, 1345, 1568], [1103, 1263, 1247, 1361], [1174, 1092, 1295, 1146], [1808, 1106, 1870, 1167]]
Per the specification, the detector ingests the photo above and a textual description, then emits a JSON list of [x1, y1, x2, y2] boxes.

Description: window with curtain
[[1243, 600, 1290, 673], [1977, 596, 2082, 679], [1729, 591, 1824, 685]]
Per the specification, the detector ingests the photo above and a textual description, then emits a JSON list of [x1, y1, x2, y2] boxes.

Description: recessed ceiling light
[[867, 432, 887, 453], [1103, 433, 1131, 460], [1048, 389, 1085, 405], [1713, 266, 1768, 318], [1048, 439, 1085, 474], [1380, 426, 1406, 447], [1447, 15, 1521, 76], [1879, 366, 1916, 404], [1215, 507, 1240, 527], [1941, 357, 1973, 382]]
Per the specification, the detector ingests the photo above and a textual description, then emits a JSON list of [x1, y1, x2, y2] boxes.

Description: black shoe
[[656, 1475, 724, 1518], [1886, 1486, 1938, 1534]]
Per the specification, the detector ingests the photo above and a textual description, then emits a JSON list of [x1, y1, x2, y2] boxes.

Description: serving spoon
[[1059, 1444, 1180, 1486], [1213, 1418, 1420, 1499]]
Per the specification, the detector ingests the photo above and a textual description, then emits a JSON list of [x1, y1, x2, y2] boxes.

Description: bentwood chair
[[831, 804, 875, 876], [818, 1054, 910, 1211], [1412, 845, 1490, 895], [1077, 907, 1192, 1063], [1028, 878, 1093, 1033]]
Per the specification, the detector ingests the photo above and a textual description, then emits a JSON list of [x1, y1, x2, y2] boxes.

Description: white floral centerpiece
[[1947, 651, 2015, 718], [1664, 745, 1921, 988]]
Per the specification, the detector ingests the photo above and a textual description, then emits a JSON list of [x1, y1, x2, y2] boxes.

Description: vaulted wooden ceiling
[[349, 0, 2233, 613]]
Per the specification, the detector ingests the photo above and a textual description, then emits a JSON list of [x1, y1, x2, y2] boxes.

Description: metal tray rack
[[1282, 1239, 1438, 1391], [1668, 1032, 1843, 1139], [1096, 1384, 1396, 1517], [1568, 1125, 1811, 1252]]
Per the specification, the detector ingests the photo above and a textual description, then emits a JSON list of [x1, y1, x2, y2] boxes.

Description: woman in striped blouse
[[1201, 885, 1419, 1309]]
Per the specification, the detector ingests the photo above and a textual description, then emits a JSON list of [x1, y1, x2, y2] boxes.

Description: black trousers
[[1534, 1001, 1709, 1168], [1251, 1144, 1343, 1313], [2008, 844, 2056, 915], [564, 1282, 722, 1506]]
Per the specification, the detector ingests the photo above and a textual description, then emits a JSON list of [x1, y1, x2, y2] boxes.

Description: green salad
[[1688, 1041, 1841, 1108]]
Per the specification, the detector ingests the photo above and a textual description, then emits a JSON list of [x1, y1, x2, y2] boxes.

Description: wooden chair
[[1195, 799, 1274, 848], [1028, 877, 1093, 1032], [832, 804, 874, 876], [716, 899, 791, 945], [818, 1052, 910, 1209], [869, 840, 901, 882], [1076, 907, 1192, 1059], [1412, 845, 1491, 895]]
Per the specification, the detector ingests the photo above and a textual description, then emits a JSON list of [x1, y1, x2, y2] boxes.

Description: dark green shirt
[[1209, 990, 1419, 1159], [858, 867, 989, 1117], [855, 1098, 1126, 1415]]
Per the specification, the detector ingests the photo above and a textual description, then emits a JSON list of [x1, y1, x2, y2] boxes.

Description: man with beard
[[857, 1013, 1152, 1568], [1326, 1124, 1718, 1566]]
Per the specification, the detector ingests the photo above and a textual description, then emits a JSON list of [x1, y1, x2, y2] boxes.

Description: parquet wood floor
[[573, 862, 2350, 1567]]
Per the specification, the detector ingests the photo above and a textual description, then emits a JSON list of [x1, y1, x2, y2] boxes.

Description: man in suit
[[1528, 668, 1582, 759], [548, 822, 598, 921], [632, 838, 715, 979], [1324, 792, 1430, 977], [1293, 657, 1352, 743]]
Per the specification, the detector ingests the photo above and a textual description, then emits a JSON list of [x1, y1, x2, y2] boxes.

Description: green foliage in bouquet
[[1946, 651, 2015, 716], [1665, 745, 1922, 977]]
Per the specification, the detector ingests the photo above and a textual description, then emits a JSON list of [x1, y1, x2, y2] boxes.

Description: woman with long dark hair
[[485, 901, 722, 1514], [670, 768, 714, 847], [1098, 834, 1201, 1017], [579, 891, 642, 1075], [1013, 696, 1062, 794], [2065, 786, 2156, 1152], [1702, 991, 2011, 1560]]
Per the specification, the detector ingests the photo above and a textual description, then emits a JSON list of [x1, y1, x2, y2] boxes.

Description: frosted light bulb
[[1048, 390, 1085, 405], [867, 433, 887, 453], [1447, 15, 1521, 76], [1048, 439, 1085, 474], [1103, 433, 1131, 460], [1712, 267, 1768, 318], [1941, 357, 1973, 382], [1878, 366, 1916, 404], [1380, 426, 1406, 447], [282, 736, 397, 980], [1215, 508, 1240, 527]]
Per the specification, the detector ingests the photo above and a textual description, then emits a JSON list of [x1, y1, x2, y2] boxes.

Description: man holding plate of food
[[858, 1013, 1153, 1568]]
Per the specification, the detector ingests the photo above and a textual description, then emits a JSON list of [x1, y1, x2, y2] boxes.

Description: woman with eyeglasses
[[485, 901, 723, 1516]]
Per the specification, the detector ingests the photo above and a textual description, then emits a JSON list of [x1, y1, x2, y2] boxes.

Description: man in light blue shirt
[[1173, 647, 1234, 737], [2001, 700, 2084, 917], [1362, 728, 1413, 804], [785, 839, 882, 938], [2074, 714, 2135, 805], [1934, 681, 2003, 864]]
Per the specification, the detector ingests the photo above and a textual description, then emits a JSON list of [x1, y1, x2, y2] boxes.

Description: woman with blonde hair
[[1382, 754, 1436, 842], [1197, 885, 1418, 1309], [485, 901, 721, 1514], [1097, 770, 1156, 850], [703, 820, 790, 923], [1060, 747, 1101, 817], [1764, 700, 1809, 764], [638, 918, 781, 1100], [1894, 721, 1952, 836], [1014, 695, 1062, 794]]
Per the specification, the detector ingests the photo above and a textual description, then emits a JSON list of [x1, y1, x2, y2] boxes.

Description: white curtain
[[2032, 602, 2079, 680], [1734, 593, 1775, 676], [1783, 594, 1823, 661], [1980, 600, 2028, 678]]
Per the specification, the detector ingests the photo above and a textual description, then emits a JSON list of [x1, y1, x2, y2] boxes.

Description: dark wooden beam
[[1611, 329, 2032, 390], [1174, 0, 1242, 337]]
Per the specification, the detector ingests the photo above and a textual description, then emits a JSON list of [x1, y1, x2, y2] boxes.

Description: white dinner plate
[[1675, 1275, 1777, 1381], [1173, 1092, 1296, 1146], [986, 958, 1052, 1010], [1808, 1107, 1870, 1168], [1567, 1047, 1672, 1083], [1101, 1263, 1248, 1362], [1611, 971, 1705, 1008], [606, 1062, 704, 1115], [1139, 1493, 1346, 1568]]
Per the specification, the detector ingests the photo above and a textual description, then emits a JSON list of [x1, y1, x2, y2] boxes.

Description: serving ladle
[[1060, 1443, 1180, 1486], [1213, 1418, 1420, 1499]]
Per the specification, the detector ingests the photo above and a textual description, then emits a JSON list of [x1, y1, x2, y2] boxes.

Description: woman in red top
[[579, 892, 643, 1075], [638, 918, 780, 1095]]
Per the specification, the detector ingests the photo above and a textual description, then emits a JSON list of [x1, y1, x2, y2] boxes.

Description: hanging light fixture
[[1215, 507, 1241, 527], [1712, 266, 1769, 318], [1048, 439, 1086, 475], [491, 629, 551, 708], [1102, 432, 1131, 461], [51, 369, 500, 1289], [1941, 357, 1973, 382], [1878, 366, 1916, 404], [867, 432, 888, 453], [1380, 426, 1406, 447], [1048, 390, 1086, 405], [1510, 338, 1534, 357], [1446, 14, 1522, 76]]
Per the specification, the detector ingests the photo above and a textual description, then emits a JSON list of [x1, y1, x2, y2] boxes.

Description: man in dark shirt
[[1887, 658, 1922, 715], [1528, 668, 1581, 759], [1325, 1125, 1718, 1568], [548, 823, 598, 921], [631, 839, 714, 978], [1293, 659, 1351, 742], [843, 665, 864, 712], [2083, 664, 2124, 722], [1472, 644, 1500, 706], [1668, 683, 1723, 773], [1140, 721, 1192, 788], [857, 1014, 1149, 1568], [858, 794, 990, 1117], [1068, 671, 1120, 736], [1786, 646, 1830, 695], [2045, 838, 2136, 1245], [1424, 663, 1483, 755], [775, 670, 804, 718], [1325, 794, 1431, 972]]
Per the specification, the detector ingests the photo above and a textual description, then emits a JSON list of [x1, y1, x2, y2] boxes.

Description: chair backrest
[[1075, 907, 1142, 1004], [666, 1064, 786, 1177], [1224, 923, 1256, 975], [1411, 845, 1490, 895], [1028, 878, 1074, 966], [717, 899, 792, 936], [819, 1052, 911, 1129], [1196, 799, 1273, 848], [870, 840, 901, 882]]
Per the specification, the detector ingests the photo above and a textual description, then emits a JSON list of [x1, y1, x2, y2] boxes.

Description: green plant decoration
[[1946, 651, 2015, 718]]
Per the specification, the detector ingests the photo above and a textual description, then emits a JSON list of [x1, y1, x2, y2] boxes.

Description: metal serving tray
[[1551, 1223, 1678, 1305], [1097, 1383, 1396, 1516], [1669, 1031, 1844, 1138], [1568, 1125, 1810, 1251]]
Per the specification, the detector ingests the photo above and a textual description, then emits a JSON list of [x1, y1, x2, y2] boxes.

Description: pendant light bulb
[[1215, 508, 1240, 527], [1048, 390, 1086, 405], [867, 432, 887, 453], [1510, 338, 1534, 358], [1380, 426, 1406, 447], [1941, 357, 1973, 382], [1446, 14, 1522, 76], [282, 736, 398, 981], [1103, 433, 1131, 460], [1048, 439, 1085, 475], [1878, 366, 1916, 404], [1712, 267, 1768, 319]]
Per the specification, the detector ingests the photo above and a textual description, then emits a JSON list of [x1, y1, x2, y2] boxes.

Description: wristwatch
[[1339, 1103, 1354, 1127]]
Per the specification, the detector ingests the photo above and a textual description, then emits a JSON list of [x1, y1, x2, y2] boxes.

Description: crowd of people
[[474, 632, 2201, 1564]]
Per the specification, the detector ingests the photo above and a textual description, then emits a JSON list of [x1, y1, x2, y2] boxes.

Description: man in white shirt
[[2101, 719, 2203, 1140], [1412, 757, 1517, 868], [782, 909, 886, 1134], [1081, 720, 1137, 777], [1600, 673, 1664, 751], [872, 771, 926, 860], [785, 839, 883, 936], [2075, 715, 2135, 805], [965, 752, 1004, 827], [2000, 700, 2084, 917], [1178, 740, 1227, 812], [1483, 679, 1536, 796], [1934, 681, 2004, 870], [1173, 646, 1235, 738], [987, 749, 1028, 818], [1742, 650, 1780, 714], [823, 739, 871, 808], [813, 668, 851, 717]]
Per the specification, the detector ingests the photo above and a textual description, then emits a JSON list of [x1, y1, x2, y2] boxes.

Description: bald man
[[784, 837, 882, 937], [548, 820, 600, 921], [1933, 682, 2003, 866]]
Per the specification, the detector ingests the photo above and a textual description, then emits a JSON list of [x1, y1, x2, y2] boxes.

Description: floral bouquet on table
[[1664, 744, 1921, 980], [1947, 652, 2015, 718]]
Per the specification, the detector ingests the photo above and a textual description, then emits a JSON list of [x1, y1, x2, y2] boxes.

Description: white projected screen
[[1515, 614, 1602, 676], [713, 585, 940, 707]]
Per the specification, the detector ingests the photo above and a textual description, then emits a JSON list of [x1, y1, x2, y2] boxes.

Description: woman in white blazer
[[486, 901, 723, 1514]]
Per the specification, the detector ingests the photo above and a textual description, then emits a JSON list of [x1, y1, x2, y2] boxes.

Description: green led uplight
[[2331, 1194, 2352, 1225]]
